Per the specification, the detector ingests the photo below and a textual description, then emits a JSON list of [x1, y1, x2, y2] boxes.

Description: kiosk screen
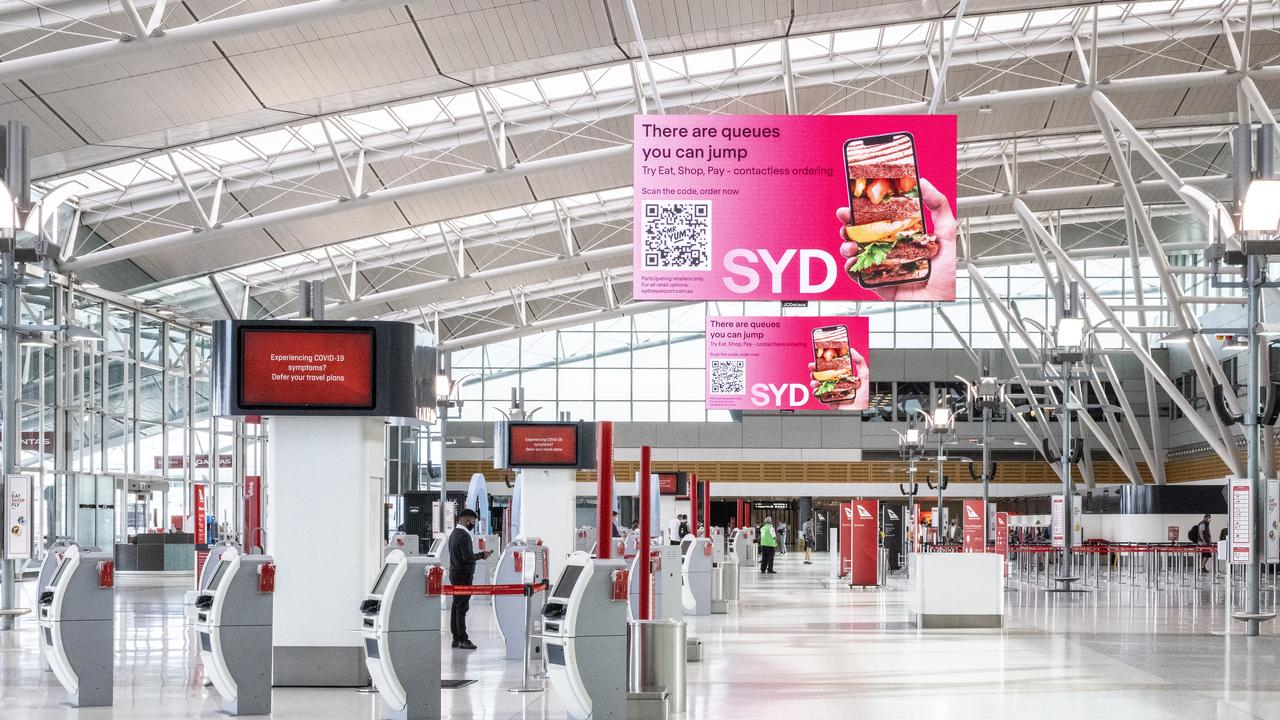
[[552, 565, 585, 599], [371, 564, 395, 595], [207, 561, 231, 590], [680, 540, 692, 557], [49, 559, 71, 588]]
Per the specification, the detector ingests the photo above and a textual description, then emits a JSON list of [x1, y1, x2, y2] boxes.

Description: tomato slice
[[866, 179, 893, 204], [898, 175, 917, 194]]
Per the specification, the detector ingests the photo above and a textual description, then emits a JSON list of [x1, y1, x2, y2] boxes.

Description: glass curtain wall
[[3, 279, 257, 560]]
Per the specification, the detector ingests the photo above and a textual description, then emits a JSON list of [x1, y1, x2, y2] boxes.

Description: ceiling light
[[978, 105, 993, 114], [1158, 328, 1194, 345], [1241, 180, 1280, 234]]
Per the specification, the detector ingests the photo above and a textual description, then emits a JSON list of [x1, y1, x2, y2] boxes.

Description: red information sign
[[193, 483, 207, 545], [838, 501, 853, 578], [962, 499, 986, 553], [995, 511, 1010, 578], [849, 499, 879, 587], [656, 472, 680, 495], [238, 328, 375, 409], [244, 475, 262, 551], [507, 424, 579, 467]]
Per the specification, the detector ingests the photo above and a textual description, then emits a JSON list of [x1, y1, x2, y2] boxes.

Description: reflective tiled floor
[[2, 552, 1279, 719]]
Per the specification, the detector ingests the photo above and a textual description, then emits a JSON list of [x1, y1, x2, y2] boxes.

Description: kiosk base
[[58, 619, 114, 708], [274, 646, 370, 687], [218, 625, 274, 716]]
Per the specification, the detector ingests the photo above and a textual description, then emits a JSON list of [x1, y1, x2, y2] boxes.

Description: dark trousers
[[760, 546, 776, 573], [450, 594, 471, 641]]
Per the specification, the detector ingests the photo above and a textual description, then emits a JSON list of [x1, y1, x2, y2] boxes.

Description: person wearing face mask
[[448, 508, 493, 650]]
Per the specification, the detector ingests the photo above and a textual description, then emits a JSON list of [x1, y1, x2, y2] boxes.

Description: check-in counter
[[114, 532, 197, 572], [907, 553, 1004, 629]]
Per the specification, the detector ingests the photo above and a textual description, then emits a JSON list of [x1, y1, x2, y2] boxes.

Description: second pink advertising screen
[[706, 316, 870, 412], [634, 114, 957, 303]]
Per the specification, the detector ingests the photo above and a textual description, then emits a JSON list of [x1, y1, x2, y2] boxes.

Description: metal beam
[[439, 301, 685, 351], [0, 0, 419, 86], [61, 144, 631, 271]]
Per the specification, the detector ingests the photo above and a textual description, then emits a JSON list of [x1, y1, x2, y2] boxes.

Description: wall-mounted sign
[[4, 474, 32, 560], [706, 316, 870, 411], [1231, 481, 1251, 564], [154, 454, 234, 470], [633, 114, 957, 303]]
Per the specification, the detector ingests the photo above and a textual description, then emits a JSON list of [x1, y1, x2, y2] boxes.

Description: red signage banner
[[849, 499, 879, 587], [193, 483, 207, 545], [838, 501, 853, 578], [244, 475, 262, 551], [507, 424, 579, 467], [238, 327, 375, 409], [995, 512, 1010, 578], [1230, 482, 1251, 564], [706, 316, 870, 411], [962, 499, 986, 553], [154, 454, 234, 470]]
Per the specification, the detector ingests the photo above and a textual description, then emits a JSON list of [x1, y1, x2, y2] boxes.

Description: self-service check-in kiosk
[[386, 532, 420, 556], [542, 551, 628, 720], [730, 528, 755, 565], [194, 548, 276, 716], [709, 527, 731, 614], [37, 539, 79, 672], [361, 549, 441, 720], [38, 545, 114, 708], [628, 543, 683, 622], [574, 526, 597, 554], [680, 536, 713, 617], [494, 538, 549, 660]]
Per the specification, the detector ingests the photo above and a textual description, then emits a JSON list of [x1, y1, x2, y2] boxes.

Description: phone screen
[[843, 132, 933, 288], [812, 325, 856, 405]]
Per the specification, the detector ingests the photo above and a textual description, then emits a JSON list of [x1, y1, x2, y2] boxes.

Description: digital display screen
[[552, 564, 585, 599], [507, 424, 579, 468], [681, 540, 692, 557], [656, 472, 684, 496], [371, 564, 395, 595], [207, 561, 230, 591], [237, 327, 376, 410]]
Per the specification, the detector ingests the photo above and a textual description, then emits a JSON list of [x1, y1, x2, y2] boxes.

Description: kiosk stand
[[38, 545, 114, 708], [629, 544, 683, 622], [542, 551, 629, 720], [709, 527, 731, 614], [36, 539, 78, 672], [494, 538, 550, 661], [195, 547, 277, 716], [680, 535, 713, 616], [360, 549, 441, 720]]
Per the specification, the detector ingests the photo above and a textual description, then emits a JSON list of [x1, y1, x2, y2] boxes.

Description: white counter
[[907, 553, 1004, 629]]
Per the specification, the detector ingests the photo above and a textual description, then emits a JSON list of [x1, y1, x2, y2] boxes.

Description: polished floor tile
[[1, 553, 1278, 719]]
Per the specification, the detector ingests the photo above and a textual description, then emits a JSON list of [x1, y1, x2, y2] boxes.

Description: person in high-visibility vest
[[759, 517, 778, 574]]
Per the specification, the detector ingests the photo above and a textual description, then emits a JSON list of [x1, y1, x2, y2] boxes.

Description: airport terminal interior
[[3, 0, 1280, 718]]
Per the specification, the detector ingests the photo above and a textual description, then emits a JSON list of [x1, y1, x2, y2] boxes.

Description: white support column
[[265, 416, 384, 686]]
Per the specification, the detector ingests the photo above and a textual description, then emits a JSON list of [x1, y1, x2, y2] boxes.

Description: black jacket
[[447, 526, 479, 583]]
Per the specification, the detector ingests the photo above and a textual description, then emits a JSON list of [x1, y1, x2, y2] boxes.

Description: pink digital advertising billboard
[[706, 316, 870, 411], [634, 114, 957, 302]]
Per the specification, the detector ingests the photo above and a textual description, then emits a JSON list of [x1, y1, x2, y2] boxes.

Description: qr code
[[710, 359, 746, 395], [642, 201, 711, 270]]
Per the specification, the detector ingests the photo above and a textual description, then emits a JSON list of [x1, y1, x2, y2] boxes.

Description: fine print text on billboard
[[634, 114, 957, 303]]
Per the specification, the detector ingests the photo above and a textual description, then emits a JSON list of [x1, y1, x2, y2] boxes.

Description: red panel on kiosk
[[97, 560, 114, 588], [849, 499, 879, 587], [838, 502, 852, 578], [238, 327, 375, 409], [257, 563, 276, 593], [995, 511, 1010, 576], [963, 499, 986, 553], [193, 484, 207, 545], [244, 475, 262, 551], [507, 424, 579, 467]]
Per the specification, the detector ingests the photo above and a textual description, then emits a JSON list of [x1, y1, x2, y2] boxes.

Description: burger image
[[812, 326, 860, 404], [843, 133, 939, 287]]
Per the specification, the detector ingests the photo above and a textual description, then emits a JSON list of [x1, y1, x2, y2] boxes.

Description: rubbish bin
[[628, 619, 687, 719], [722, 559, 739, 601]]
